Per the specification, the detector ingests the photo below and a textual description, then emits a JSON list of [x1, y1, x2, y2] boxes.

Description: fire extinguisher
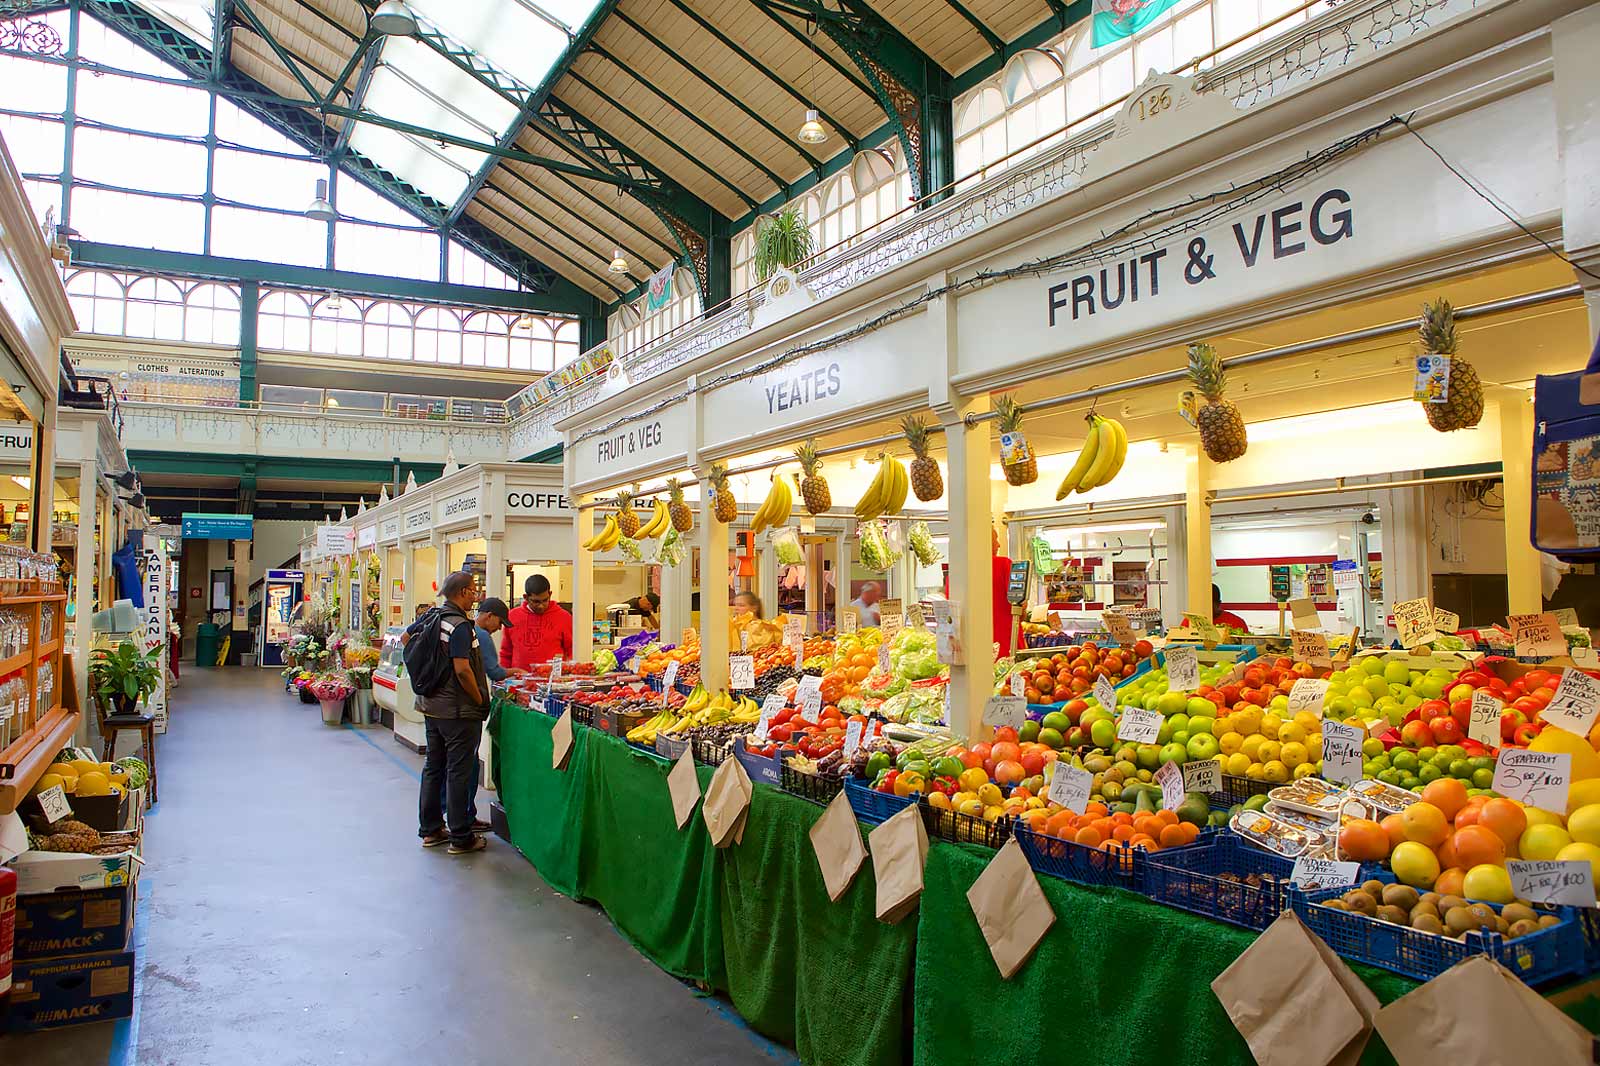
[[0, 863, 15, 1000]]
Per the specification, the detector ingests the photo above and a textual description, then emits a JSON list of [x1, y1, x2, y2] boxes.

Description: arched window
[[732, 229, 756, 295], [852, 147, 900, 233], [310, 295, 364, 357], [258, 290, 313, 351], [413, 306, 462, 364], [463, 311, 511, 369], [184, 282, 241, 345], [552, 318, 579, 370], [1002, 50, 1065, 162], [123, 276, 186, 339], [509, 315, 553, 372], [819, 170, 855, 250], [66, 270, 126, 336], [362, 301, 414, 362], [954, 87, 1006, 186]]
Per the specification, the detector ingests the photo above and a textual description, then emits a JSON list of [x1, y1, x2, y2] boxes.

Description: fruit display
[[1183, 342, 1247, 462], [636, 630, 700, 680], [1007, 640, 1152, 706], [795, 440, 831, 514], [1054, 412, 1128, 498], [1315, 879, 1558, 941], [614, 487, 640, 538], [708, 463, 737, 523], [817, 627, 885, 703], [854, 453, 909, 522], [633, 497, 670, 539], [994, 395, 1037, 486], [32, 757, 136, 799], [583, 512, 622, 552], [666, 478, 694, 533], [1027, 802, 1206, 857], [750, 474, 793, 533], [1416, 298, 1483, 432], [901, 416, 943, 502]]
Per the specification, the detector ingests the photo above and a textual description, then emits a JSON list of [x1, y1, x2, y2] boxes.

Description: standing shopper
[[410, 572, 491, 854], [505, 574, 574, 669]]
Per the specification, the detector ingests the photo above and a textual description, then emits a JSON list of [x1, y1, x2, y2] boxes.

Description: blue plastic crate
[[844, 776, 915, 825], [1013, 822, 1148, 891], [919, 800, 1011, 848], [1143, 832, 1298, 930], [1290, 886, 1591, 986]]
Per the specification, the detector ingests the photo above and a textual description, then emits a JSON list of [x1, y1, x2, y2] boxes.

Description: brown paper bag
[[667, 748, 701, 830], [1212, 911, 1369, 1066], [551, 707, 575, 770], [869, 805, 929, 924], [702, 756, 752, 848], [1374, 955, 1593, 1066], [966, 838, 1056, 979], [809, 790, 868, 901]]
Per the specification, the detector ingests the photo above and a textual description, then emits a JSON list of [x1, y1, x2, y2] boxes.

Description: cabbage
[[897, 649, 941, 680], [592, 649, 618, 674], [858, 520, 899, 573], [908, 522, 942, 566]]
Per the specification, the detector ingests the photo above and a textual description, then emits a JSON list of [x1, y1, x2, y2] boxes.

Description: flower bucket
[[319, 697, 345, 725]]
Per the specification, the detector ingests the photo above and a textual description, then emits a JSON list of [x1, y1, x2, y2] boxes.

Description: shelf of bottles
[[0, 544, 75, 814]]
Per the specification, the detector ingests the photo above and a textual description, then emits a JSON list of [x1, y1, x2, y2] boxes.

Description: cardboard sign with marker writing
[[810, 790, 867, 902], [839, 609, 858, 635], [551, 706, 575, 770], [878, 599, 903, 639], [1291, 630, 1330, 664], [1392, 597, 1439, 649], [1102, 610, 1136, 644], [1320, 719, 1364, 788], [754, 695, 786, 742], [1155, 760, 1184, 810], [1182, 613, 1222, 645], [1010, 671, 1027, 698], [1508, 613, 1566, 658], [842, 719, 865, 758], [729, 654, 755, 690], [1165, 645, 1199, 691], [1468, 689, 1504, 748], [36, 785, 71, 824], [1287, 597, 1320, 632], [967, 838, 1056, 979], [1117, 707, 1162, 744], [983, 695, 1026, 731], [1432, 607, 1459, 634], [1290, 857, 1362, 891], [1541, 668, 1600, 738], [906, 603, 925, 629], [1046, 764, 1092, 812], [1092, 676, 1116, 715], [1506, 860, 1596, 908], [1182, 760, 1220, 794], [1493, 750, 1570, 812], [1286, 678, 1330, 717], [1553, 607, 1580, 627], [668, 748, 701, 829]]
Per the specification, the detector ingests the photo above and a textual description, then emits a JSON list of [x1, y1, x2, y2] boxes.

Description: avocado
[[1208, 810, 1230, 827], [1113, 801, 1135, 816], [1134, 787, 1158, 815], [1243, 794, 1270, 812], [1176, 795, 1210, 827]]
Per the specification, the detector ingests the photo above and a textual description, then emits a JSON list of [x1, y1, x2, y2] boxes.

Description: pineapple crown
[[1185, 343, 1228, 401], [795, 440, 822, 475], [902, 415, 930, 456], [707, 462, 729, 488], [615, 486, 635, 510], [666, 477, 684, 502], [994, 394, 1024, 433], [1418, 298, 1457, 355]]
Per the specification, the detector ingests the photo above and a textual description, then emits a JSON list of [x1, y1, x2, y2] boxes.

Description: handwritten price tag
[[1541, 670, 1600, 738], [1321, 719, 1365, 787], [1011, 671, 1028, 698], [1393, 597, 1439, 649], [1291, 857, 1362, 890], [1156, 760, 1184, 810], [791, 631, 805, 669], [729, 654, 756, 690], [784, 613, 805, 640], [1182, 613, 1222, 645], [1508, 860, 1597, 907], [550, 657, 563, 682], [1509, 613, 1566, 658], [1046, 764, 1093, 813], [1093, 676, 1116, 715], [1292, 630, 1331, 664], [1182, 760, 1221, 794], [661, 660, 680, 694], [842, 719, 865, 758], [798, 685, 823, 718], [907, 603, 926, 629], [1118, 707, 1162, 744], [1468, 689, 1504, 748], [1103, 611, 1136, 645], [753, 695, 786, 742], [1287, 678, 1330, 717], [1432, 608, 1460, 634], [879, 599, 904, 640], [1554, 608, 1580, 627], [983, 695, 1027, 731], [1165, 646, 1199, 692], [1493, 749, 1571, 812], [36, 784, 71, 824], [839, 609, 858, 635]]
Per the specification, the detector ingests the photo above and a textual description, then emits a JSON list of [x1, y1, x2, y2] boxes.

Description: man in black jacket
[[410, 571, 490, 854]]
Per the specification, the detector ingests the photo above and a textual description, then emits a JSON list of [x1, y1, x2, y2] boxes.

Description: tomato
[[769, 723, 794, 743]]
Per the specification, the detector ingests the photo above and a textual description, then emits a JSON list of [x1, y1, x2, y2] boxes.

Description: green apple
[[1158, 742, 1188, 766], [1187, 733, 1219, 760]]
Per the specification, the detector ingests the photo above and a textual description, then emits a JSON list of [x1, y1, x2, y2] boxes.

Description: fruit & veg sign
[[573, 400, 689, 488]]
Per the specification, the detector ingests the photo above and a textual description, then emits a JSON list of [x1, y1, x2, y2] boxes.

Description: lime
[[1417, 746, 1438, 763], [1468, 756, 1493, 772], [1400, 774, 1422, 792], [1447, 759, 1471, 779], [1417, 763, 1442, 783], [1378, 768, 1403, 785], [1392, 751, 1419, 773], [1472, 768, 1495, 789]]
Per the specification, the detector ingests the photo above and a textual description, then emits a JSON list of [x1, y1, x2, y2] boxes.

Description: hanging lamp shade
[[607, 248, 629, 274], [797, 109, 827, 145], [370, 0, 417, 36], [304, 178, 336, 222]]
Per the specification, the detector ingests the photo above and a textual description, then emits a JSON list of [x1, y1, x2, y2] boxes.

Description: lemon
[[1245, 763, 1266, 781], [1262, 760, 1290, 784], [1215, 713, 1235, 736], [1568, 804, 1600, 846], [958, 798, 984, 817], [1257, 741, 1282, 765], [1520, 823, 1573, 861], [1567, 778, 1600, 814], [1557, 842, 1600, 894], [1225, 753, 1251, 777], [927, 792, 951, 810], [1219, 731, 1244, 755], [1293, 711, 1321, 734], [1462, 863, 1515, 904], [1026, 796, 1046, 810], [1278, 722, 1307, 746], [1233, 707, 1262, 736], [1391, 840, 1441, 887], [1260, 714, 1281, 740], [1523, 806, 1564, 828], [977, 783, 1003, 808], [1240, 735, 1265, 762], [45, 762, 79, 780], [1279, 742, 1308, 769], [1293, 762, 1317, 779]]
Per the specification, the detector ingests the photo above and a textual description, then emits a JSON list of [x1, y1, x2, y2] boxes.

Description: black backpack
[[403, 606, 463, 697]]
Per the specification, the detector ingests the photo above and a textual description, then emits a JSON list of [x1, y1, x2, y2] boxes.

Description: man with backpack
[[404, 571, 491, 854]]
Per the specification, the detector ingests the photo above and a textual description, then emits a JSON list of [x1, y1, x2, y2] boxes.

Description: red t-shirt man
[[505, 576, 574, 669]]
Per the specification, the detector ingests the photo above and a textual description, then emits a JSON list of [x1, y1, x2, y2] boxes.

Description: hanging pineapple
[[708, 464, 737, 524], [994, 395, 1037, 486], [614, 486, 640, 538], [902, 415, 943, 502], [666, 478, 694, 534], [1416, 298, 1483, 432], [795, 440, 831, 514], [1184, 343, 1248, 463]]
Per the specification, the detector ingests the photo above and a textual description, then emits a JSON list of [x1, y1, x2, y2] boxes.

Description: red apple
[[1418, 699, 1450, 725], [1499, 709, 1525, 741], [1513, 722, 1542, 746], [1450, 700, 1471, 730], [1432, 717, 1465, 745], [1400, 720, 1435, 748]]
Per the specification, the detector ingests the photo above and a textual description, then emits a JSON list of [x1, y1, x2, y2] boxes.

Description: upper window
[[608, 267, 701, 356]]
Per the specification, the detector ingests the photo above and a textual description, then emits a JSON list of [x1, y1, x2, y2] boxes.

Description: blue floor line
[[107, 799, 157, 1066], [342, 722, 423, 782]]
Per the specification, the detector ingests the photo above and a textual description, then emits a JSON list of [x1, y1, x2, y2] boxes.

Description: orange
[[1074, 825, 1103, 847], [1420, 778, 1469, 821], [1180, 821, 1201, 844], [1159, 823, 1187, 848], [1433, 866, 1466, 897], [1451, 824, 1506, 868], [1112, 824, 1134, 842], [1156, 809, 1179, 827], [1045, 811, 1076, 838], [1400, 802, 1449, 847], [1133, 815, 1161, 839], [1381, 813, 1407, 852], [1091, 817, 1114, 839], [1084, 802, 1108, 819], [1127, 834, 1155, 850], [1338, 819, 1391, 862], [1454, 797, 1487, 828], [1477, 798, 1528, 847], [1111, 812, 1133, 827]]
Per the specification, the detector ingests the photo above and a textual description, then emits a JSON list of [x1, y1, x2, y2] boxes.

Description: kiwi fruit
[[1437, 894, 1467, 913], [1343, 891, 1378, 915], [1382, 884, 1420, 911], [1375, 905, 1408, 925], [1360, 879, 1387, 898], [1467, 903, 1497, 928], [1444, 908, 1478, 936], [1507, 919, 1539, 939], [1321, 898, 1350, 911], [1493, 916, 1510, 935], [1410, 913, 1444, 935], [1409, 900, 1441, 922], [1538, 914, 1562, 929], [1419, 891, 1441, 908], [1501, 903, 1537, 926]]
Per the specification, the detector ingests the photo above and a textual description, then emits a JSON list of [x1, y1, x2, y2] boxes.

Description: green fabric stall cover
[[495, 702, 587, 899], [578, 731, 727, 989], [717, 786, 915, 1066]]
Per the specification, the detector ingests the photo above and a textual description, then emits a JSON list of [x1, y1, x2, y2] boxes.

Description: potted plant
[[90, 640, 164, 717], [308, 671, 356, 725], [754, 205, 814, 284]]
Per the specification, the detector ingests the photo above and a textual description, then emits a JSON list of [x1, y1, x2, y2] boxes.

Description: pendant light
[[607, 248, 629, 274], [370, 0, 418, 36], [796, 18, 827, 146], [514, 314, 535, 330], [304, 178, 336, 222]]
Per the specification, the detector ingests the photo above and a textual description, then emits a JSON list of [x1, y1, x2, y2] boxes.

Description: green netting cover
[[495, 701, 587, 898], [578, 732, 727, 989], [717, 786, 915, 1066]]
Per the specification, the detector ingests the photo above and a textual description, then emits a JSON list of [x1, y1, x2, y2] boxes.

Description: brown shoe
[[447, 835, 487, 855], [421, 830, 449, 848]]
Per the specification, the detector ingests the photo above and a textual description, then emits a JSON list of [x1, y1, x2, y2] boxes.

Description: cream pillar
[[1184, 446, 1213, 618], [698, 470, 731, 692], [73, 457, 96, 723], [1495, 391, 1544, 614], [484, 533, 504, 602], [758, 536, 779, 622], [572, 497, 596, 661], [431, 532, 448, 591], [661, 537, 693, 640], [940, 397, 994, 742]]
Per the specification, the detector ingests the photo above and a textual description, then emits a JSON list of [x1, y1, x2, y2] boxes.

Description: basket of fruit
[[1013, 820, 1149, 889], [920, 798, 1011, 848], [781, 758, 846, 805]]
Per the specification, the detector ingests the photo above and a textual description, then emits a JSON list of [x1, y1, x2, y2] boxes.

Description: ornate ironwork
[[0, 2, 64, 55]]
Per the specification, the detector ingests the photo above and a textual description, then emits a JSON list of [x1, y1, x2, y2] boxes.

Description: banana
[[884, 456, 909, 515], [637, 499, 668, 539], [586, 514, 619, 551], [1078, 418, 1118, 492], [855, 453, 890, 521], [1055, 418, 1101, 499], [752, 476, 792, 533], [1096, 418, 1129, 488]]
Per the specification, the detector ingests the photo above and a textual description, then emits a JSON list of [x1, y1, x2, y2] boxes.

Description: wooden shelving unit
[[0, 586, 78, 815]]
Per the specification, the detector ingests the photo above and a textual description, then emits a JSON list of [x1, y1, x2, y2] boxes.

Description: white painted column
[[1160, 502, 1187, 631], [1375, 479, 1432, 625], [484, 533, 505, 602], [940, 397, 994, 742], [1184, 445, 1213, 618], [1495, 392, 1544, 614], [572, 497, 596, 661], [661, 537, 692, 642], [73, 457, 95, 725]]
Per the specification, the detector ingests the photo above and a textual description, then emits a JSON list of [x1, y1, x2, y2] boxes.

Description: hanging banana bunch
[[750, 474, 793, 534], [634, 497, 670, 539], [583, 512, 621, 552], [1055, 413, 1128, 499], [854, 452, 908, 523]]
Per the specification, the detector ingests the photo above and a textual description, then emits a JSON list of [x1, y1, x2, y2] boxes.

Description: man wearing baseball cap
[[474, 597, 523, 685]]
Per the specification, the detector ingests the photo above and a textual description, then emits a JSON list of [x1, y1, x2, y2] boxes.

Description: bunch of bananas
[[583, 513, 622, 552], [750, 476, 792, 534], [662, 690, 763, 734], [626, 706, 680, 744], [634, 498, 670, 539], [854, 453, 909, 522], [1055, 414, 1128, 499]]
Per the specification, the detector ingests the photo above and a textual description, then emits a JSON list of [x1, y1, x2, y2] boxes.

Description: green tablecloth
[[496, 701, 587, 898]]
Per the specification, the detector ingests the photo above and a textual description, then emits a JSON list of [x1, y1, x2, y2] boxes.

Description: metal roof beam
[[744, 0, 874, 100], [935, 0, 1004, 54], [212, 0, 234, 80], [482, 175, 653, 275], [234, 0, 323, 101], [471, 193, 636, 296], [319, 30, 379, 110]]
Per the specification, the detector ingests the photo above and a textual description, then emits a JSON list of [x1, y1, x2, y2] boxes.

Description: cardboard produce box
[[5, 950, 135, 1031], [14, 884, 135, 960], [10, 832, 140, 895]]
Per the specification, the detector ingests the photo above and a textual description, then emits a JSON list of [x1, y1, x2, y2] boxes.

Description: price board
[[1181, 613, 1222, 645], [1320, 719, 1364, 787], [1392, 597, 1439, 649], [1507, 860, 1597, 907], [1092, 676, 1116, 715], [1010, 671, 1028, 698], [982, 695, 1027, 731], [1493, 749, 1571, 812], [531, 697, 548, 716], [1102, 610, 1136, 645], [1468, 689, 1504, 748], [1181, 760, 1221, 795], [36, 784, 71, 824], [797, 675, 824, 718], [729, 654, 756, 690], [1509, 613, 1567, 659], [754, 695, 786, 742], [1046, 764, 1093, 813], [842, 719, 865, 758], [1291, 630, 1331, 664], [1541, 669, 1600, 738], [839, 609, 858, 635], [1290, 857, 1362, 891], [1117, 707, 1162, 744], [906, 603, 926, 629], [1432, 608, 1460, 634], [1286, 678, 1330, 717], [660, 659, 679, 696], [879, 599, 904, 639], [1165, 646, 1199, 692]]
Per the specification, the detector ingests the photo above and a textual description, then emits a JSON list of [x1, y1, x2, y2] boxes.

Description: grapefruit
[[1401, 802, 1449, 847], [1556, 842, 1600, 894], [1338, 819, 1390, 862], [1529, 727, 1600, 779], [1477, 799, 1528, 848], [1420, 778, 1469, 821], [1391, 841, 1441, 888], [1567, 804, 1600, 846], [1451, 825, 1506, 868], [1519, 823, 1573, 862], [1462, 863, 1515, 904]]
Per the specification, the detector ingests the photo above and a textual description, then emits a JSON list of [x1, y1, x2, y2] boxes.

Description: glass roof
[[409, 0, 584, 92], [138, 0, 214, 45]]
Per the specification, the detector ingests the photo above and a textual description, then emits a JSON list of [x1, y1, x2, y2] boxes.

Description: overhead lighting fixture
[[797, 109, 827, 145], [607, 248, 629, 275], [304, 178, 336, 222], [370, 0, 418, 36], [324, 296, 344, 313], [514, 314, 535, 330]]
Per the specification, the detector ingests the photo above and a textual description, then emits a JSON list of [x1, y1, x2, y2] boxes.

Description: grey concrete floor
[[3, 667, 795, 1066]]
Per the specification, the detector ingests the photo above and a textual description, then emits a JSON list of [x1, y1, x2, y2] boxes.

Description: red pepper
[[877, 769, 899, 795]]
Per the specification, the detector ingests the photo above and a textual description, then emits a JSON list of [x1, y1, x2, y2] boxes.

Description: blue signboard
[[267, 569, 304, 581], [181, 513, 254, 540]]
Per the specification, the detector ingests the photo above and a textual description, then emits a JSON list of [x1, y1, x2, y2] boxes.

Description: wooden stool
[[94, 694, 158, 807]]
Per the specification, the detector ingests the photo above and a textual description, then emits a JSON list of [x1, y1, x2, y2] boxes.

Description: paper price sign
[[879, 599, 903, 639], [791, 631, 806, 669], [1509, 613, 1566, 658], [661, 660, 680, 701], [1093, 676, 1116, 715], [1046, 764, 1093, 814], [531, 697, 548, 716], [1291, 630, 1331, 664], [1507, 860, 1597, 908], [1286, 678, 1330, 717], [550, 658, 563, 682], [784, 613, 805, 640], [754, 695, 786, 741], [907, 603, 926, 629], [36, 784, 71, 824], [1181, 613, 1222, 645], [1010, 671, 1028, 698], [1468, 689, 1504, 748], [842, 719, 865, 758], [1181, 760, 1220, 795], [1542, 669, 1600, 738], [1290, 857, 1362, 891], [878, 642, 891, 674], [797, 679, 824, 718], [1117, 707, 1162, 744], [1287, 598, 1320, 632], [1493, 749, 1571, 812], [1392, 597, 1439, 649], [1432, 608, 1460, 634], [1321, 719, 1365, 787], [1155, 760, 1185, 810], [729, 654, 756, 690], [982, 695, 1027, 731], [839, 609, 858, 635], [1102, 611, 1136, 644], [1165, 646, 1199, 692], [1554, 608, 1581, 627]]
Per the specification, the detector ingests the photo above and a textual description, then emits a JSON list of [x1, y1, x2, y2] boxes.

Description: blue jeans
[[437, 759, 481, 823], [418, 715, 482, 847]]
